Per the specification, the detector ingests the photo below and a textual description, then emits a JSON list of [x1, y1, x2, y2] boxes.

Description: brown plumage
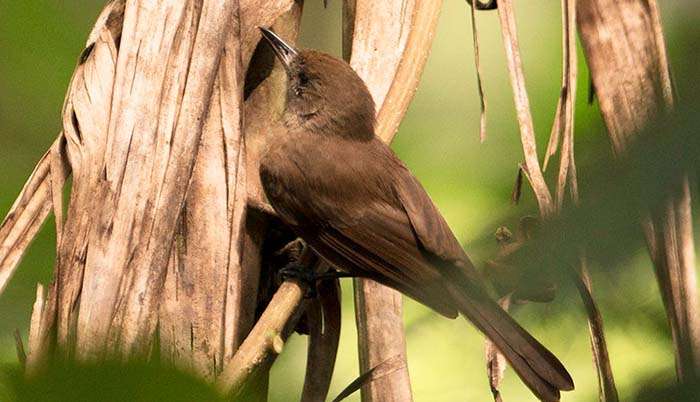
[[258, 28, 574, 401]]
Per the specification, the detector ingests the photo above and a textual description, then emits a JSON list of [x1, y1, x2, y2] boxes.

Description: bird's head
[[259, 27, 375, 140]]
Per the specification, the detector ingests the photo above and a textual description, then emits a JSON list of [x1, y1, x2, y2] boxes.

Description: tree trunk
[[13, 0, 302, 386]]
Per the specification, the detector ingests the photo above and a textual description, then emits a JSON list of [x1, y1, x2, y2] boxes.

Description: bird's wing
[[307, 200, 460, 318], [260, 137, 466, 317], [392, 166, 470, 265], [391, 166, 487, 285]]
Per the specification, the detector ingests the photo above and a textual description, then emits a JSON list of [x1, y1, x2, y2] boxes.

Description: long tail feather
[[445, 282, 574, 401]]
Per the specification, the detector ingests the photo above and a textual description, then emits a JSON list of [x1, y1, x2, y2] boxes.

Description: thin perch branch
[[216, 247, 317, 394], [216, 280, 306, 394]]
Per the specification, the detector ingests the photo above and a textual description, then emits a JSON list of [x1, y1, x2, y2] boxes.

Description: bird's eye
[[298, 71, 309, 86]]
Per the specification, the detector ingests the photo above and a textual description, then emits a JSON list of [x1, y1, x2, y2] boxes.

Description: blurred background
[[0, 1, 697, 401]]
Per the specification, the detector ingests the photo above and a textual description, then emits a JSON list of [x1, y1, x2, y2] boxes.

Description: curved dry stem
[[554, 0, 578, 209], [467, 0, 488, 143], [343, 2, 443, 400], [0, 136, 69, 297], [373, 2, 443, 141], [485, 295, 511, 402], [301, 278, 342, 402], [496, 0, 553, 216], [575, 264, 619, 402], [493, 2, 618, 400]]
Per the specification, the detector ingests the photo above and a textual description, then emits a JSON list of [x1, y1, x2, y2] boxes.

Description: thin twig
[[543, 99, 562, 171], [511, 166, 523, 204], [560, 1, 617, 398], [216, 244, 318, 394]]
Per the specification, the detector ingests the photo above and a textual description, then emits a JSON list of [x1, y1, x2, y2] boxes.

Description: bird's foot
[[278, 263, 354, 298]]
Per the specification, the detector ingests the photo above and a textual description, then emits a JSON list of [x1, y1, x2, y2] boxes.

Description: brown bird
[[258, 27, 574, 401]]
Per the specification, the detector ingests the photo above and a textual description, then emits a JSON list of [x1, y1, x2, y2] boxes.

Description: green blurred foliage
[[1, 1, 698, 401], [2, 361, 225, 402]]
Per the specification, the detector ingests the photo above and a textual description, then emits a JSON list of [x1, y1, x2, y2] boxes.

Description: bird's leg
[[278, 262, 318, 298], [315, 270, 355, 281]]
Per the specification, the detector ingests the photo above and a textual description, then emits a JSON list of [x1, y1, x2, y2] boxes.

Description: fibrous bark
[[0, 0, 304, 387]]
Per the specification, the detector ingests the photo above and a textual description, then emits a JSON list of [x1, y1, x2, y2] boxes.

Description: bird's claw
[[278, 263, 354, 298], [278, 263, 319, 298]]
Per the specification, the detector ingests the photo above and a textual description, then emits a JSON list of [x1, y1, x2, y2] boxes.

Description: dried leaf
[[0, 136, 70, 297], [543, 92, 563, 171], [467, 0, 488, 142], [554, 0, 578, 211], [485, 296, 511, 402], [14, 329, 27, 368], [575, 263, 619, 402], [26, 283, 47, 374], [496, 0, 553, 216], [511, 165, 523, 204]]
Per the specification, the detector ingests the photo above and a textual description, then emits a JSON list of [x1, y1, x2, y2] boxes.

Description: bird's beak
[[259, 27, 298, 74]]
